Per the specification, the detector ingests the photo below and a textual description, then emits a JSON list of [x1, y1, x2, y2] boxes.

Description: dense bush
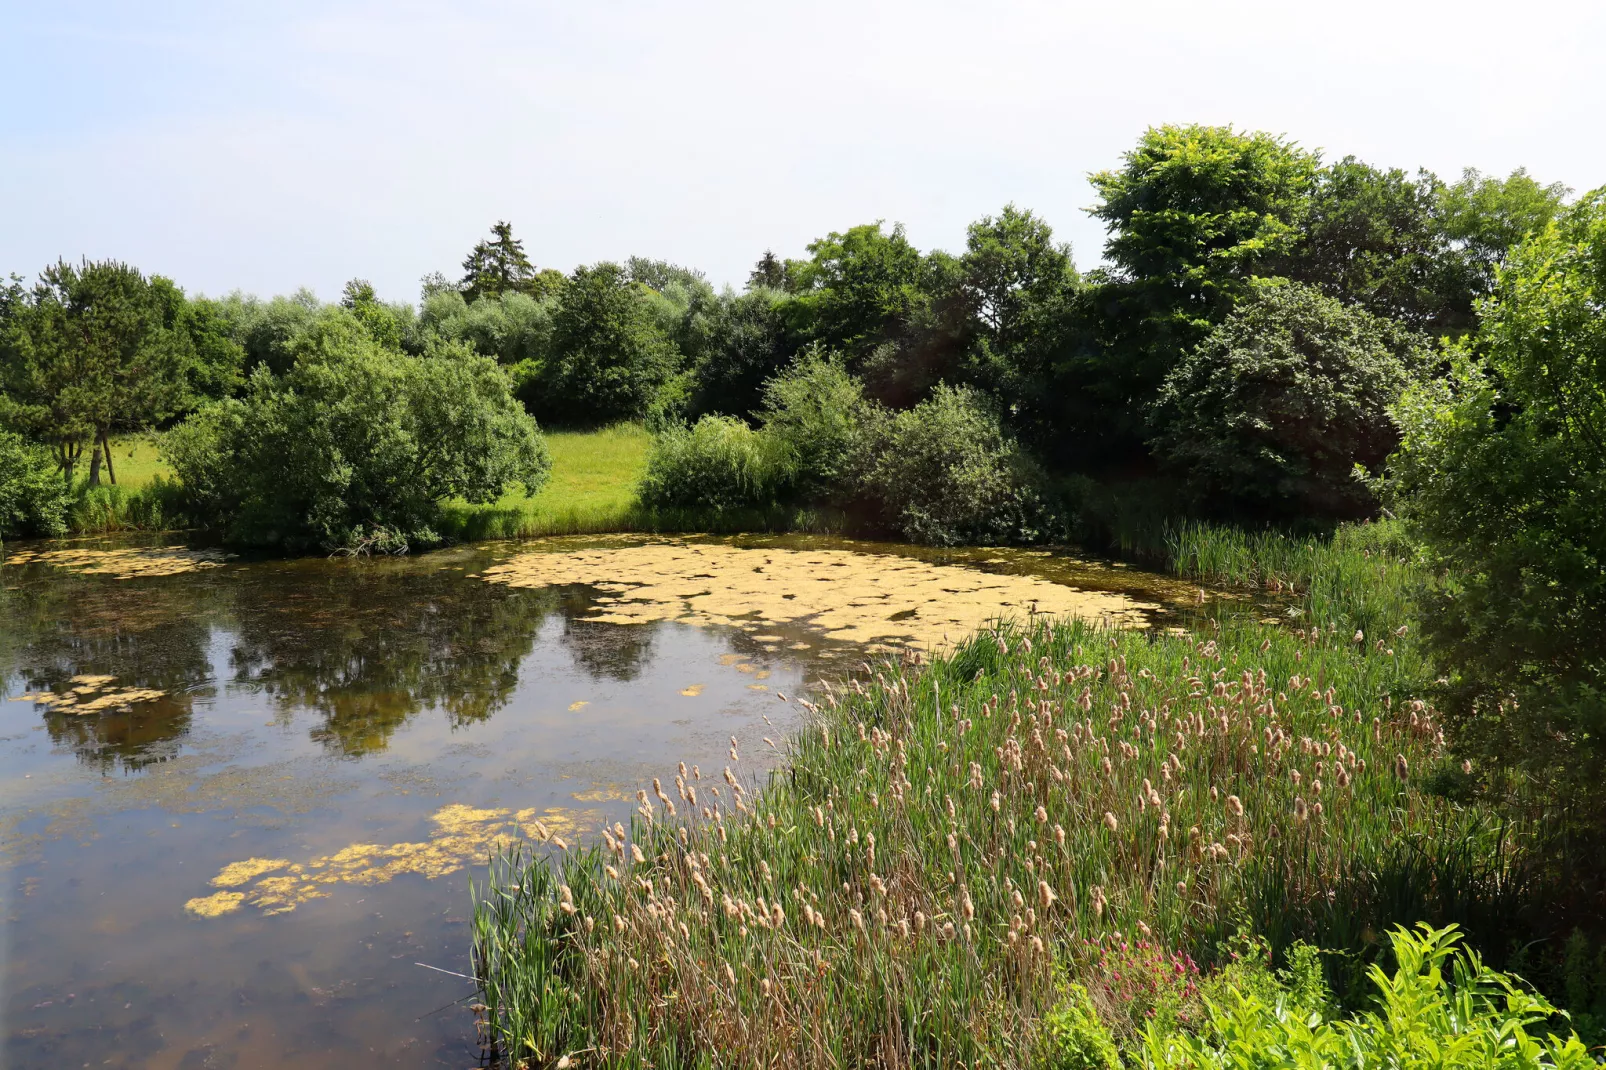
[[1141, 925, 1592, 1069], [1153, 279, 1425, 517], [0, 428, 70, 538], [635, 415, 794, 511], [756, 349, 872, 502], [164, 338, 549, 551], [1390, 190, 1606, 828], [858, 384, 1048, 545]]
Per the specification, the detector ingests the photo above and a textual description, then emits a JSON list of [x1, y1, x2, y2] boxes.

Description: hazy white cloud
[[3, 0, 1601, 302]]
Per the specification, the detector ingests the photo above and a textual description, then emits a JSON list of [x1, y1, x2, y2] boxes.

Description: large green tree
[[540, 262, 680, 425], [1390, 189, 1606, 825], [0, 259, 192, 485], [1280, 158, 1470, 335], [957, 205, 1079, 435], [1080, 125, 1320, 456], [1437, 167, 1571, 307]]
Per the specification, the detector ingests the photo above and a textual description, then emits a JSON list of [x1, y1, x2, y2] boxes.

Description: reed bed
[[473, 615, 1527, 1068], [1165, 519, 1423, 640]]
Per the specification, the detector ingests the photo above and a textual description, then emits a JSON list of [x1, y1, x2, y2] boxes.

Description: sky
[[3, 0, 1603, 304]]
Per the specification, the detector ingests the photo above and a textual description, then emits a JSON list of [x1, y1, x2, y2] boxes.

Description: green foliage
[[540, 263, 681, 426], [217, 288, 324, 376], [1389, 190, 1606, 825], [1082, 125, 1320, 450], [459, 221, 564, 304], [1282, 157, 1473, 336], [338, 278, 412, 351], [685, 287, 793, 419], [418, 288, 555, 372], [635, 415, 794, 511], [0, 259, 195, 485], [1154, 279, 1426, 517], [756, 349, 871, 501], [164, 337, 549, 551], [858, 385, 1047, 545], [0, 428, 70, 538], [958, 205, 1079, 433], [1438, 168, 1572, 303], [1042, 984, 1121, 1070], [1141, 925, 1593, 1069]]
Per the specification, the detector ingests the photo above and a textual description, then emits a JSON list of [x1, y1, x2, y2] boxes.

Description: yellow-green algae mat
[[185, 804, 599, 917], [2, 545, 234, 578], [480, 541, 1156, 649]]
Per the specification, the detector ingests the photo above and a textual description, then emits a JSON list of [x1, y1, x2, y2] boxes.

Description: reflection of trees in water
[[0, 569, 221, 771], [1, 555, 673, 766], [555, 586, 660, 682], [228, 569, 559, 757]]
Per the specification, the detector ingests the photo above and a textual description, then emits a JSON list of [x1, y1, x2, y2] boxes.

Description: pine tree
[[461, 221, 536, 303]]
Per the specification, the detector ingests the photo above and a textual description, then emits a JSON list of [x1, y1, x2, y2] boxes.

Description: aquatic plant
[[473, 615, 1531, 1067]]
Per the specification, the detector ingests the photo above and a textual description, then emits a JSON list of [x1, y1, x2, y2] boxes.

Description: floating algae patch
[[480, 542, 1157, 649], [16, 674, 169, 715], [186, 803, 606, 917], [1, 545, 235, 579]]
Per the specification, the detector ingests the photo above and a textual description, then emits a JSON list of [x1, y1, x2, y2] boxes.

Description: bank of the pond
[[472, 612, 1547, 1066]]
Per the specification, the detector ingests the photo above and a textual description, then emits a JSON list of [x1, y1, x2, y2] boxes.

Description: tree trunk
[[57, 441, 80, 488], [99, 430, 117, 486], [88, 440, 103, 487]]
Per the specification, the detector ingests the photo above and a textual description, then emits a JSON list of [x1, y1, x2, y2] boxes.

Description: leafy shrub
[[756, 349, 872, 501], [0, 428, 69, 539], [857, 384, 1048, 545], [164, 338, 549, 551], [1389, 190, 1606, 830], [636, 415, 794, 511], [1042, 982, 1120, 1070], [1140, 924, 1593, 1069], [1154, 278, 1426, 517]]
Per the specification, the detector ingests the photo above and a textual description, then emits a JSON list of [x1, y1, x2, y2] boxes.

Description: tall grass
[[472, 616, 1530, 1067], [1165, 519, 1423, 642]]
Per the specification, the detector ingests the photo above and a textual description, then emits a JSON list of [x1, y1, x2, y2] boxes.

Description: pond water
[[0, 534, 1205, 1069]]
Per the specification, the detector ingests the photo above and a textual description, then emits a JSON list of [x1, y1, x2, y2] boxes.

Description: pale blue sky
[[4, 0, 1602, 304]]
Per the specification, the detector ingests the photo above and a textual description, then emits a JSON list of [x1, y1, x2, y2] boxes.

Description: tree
[[1154, 279, 1425, 517], [1438, 168, 1571, 306], [786, 222, 928, 356], [958, 205, 1079, 427], [1083, 125, 1320, 455], [0, 259, 190, 485], [164, 336, 550, 551], [1389, 190, 1606, 825], [340, 278, 411, 351], [686, 288, 793, 419], [460, 221, 565, 303], [747, 250, 791, 292], [539, 263, 680, 425], [1280, 158, 1472, 336], [625, 257, 706, 293]]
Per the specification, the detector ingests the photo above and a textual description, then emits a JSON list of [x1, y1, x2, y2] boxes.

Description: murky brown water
[[0, 533, 1202, 1068]]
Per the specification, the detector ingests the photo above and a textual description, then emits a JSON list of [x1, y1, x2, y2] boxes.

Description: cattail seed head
[[1103, 812, 1118, 832], [1226, 794, 1243, 817]]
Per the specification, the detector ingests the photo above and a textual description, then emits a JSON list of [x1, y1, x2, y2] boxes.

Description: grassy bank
[[471, 610, 1540, 1066]]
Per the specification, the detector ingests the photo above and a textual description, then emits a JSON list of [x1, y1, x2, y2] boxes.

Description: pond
[[0, 533, 1209, 1068]]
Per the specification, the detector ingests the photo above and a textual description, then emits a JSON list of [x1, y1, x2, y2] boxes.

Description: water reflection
[[3, 570, 218, 770], [226, 564, 562, 757]]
